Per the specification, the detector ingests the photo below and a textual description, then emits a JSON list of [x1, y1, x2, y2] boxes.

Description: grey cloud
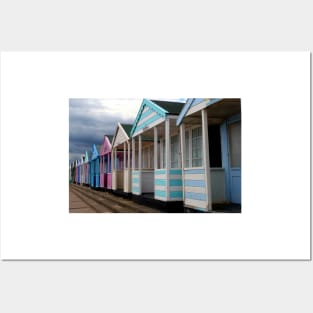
[[69, 99, 134, 163]]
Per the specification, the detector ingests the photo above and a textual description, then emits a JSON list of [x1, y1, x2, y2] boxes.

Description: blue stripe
[[194, 207, 208, 212], [169, 179, 182, 186], [184, 169, 205, 174], [185, 180, 205, 187], [155, 169, 166, 175], [132, 178, 139, 183], [155, 190, 166, 197], [170, 191, 183, 198], [185, 192, 206, 201], [155, 179, 166, 186], [169, 169, 182, 175]]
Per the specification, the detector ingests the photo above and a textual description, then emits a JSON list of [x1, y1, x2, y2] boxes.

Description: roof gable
[[99, 135, 112, 156], [84, 150, 89, 162], [112, 123, 132, 148], [91, 144, 99, 160]]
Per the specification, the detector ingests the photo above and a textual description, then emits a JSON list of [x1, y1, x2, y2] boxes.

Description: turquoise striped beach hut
[[130, 99, 185, 207]]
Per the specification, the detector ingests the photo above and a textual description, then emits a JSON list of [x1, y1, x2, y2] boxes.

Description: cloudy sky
[[69, 98, 186, 163]]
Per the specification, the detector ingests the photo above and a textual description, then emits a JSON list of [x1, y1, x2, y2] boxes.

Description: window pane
[[192, 127, 202, 167], [171, 135, 180, 168], [229, 122, 241, 168]]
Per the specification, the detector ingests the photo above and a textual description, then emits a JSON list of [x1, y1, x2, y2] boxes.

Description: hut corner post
[[165, 118, 171, 201], [202, 109, 212, 211]]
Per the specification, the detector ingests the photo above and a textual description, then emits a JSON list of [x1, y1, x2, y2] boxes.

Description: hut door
[[228, 121, 241, 203]]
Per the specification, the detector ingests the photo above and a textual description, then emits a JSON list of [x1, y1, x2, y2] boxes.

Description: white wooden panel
[[137, 111, 158, 127], [184, 186, 206, 194], [185, 199, 208, 210], [154, 174, 166, 180], [112, 170, 117, 190], [155, 185, 166, 191], [184, 173, 205, 180], [113, 127, 128, 147]]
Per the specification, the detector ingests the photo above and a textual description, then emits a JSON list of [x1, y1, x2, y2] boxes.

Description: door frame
[[220, 114, 241, 203]]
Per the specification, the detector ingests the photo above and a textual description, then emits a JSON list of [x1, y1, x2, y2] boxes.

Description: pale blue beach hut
[[176, 98, 241, 212], [90, 144, 100, 188]]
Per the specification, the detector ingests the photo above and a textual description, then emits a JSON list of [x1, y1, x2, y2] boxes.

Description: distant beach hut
[[90, 144, 100, 188], [176, 98, 241, 211], [75, 160, 80, 184], [79, 155, 85, 185], [130, 99, 185, 209], [98, 135, 112, 190], [111, 123, 133, 195], [81, 151, 89, 186]]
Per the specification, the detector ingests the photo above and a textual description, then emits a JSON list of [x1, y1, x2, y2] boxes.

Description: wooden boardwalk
[[69, 184, 161, 213]]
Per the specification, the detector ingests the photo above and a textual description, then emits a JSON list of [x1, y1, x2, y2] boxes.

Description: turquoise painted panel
[[132, 186, 140, 193], [184, 169, 205, 174], [155, 169, 166, 175], [185, 180, 205, 187], [169, 179, 182, 187], [170, 191, 183, 198], [155, 179, 166, 186], [155, 190, 166, 197], [169, 169, 182, 175], [185, 192, 206, 201]]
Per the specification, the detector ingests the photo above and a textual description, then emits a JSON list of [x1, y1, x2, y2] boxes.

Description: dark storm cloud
[[69, 98, 137, 163]]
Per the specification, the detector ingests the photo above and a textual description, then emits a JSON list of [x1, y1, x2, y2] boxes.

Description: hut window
[[171, 135, 180, 168], [192, 127, 203, 167]]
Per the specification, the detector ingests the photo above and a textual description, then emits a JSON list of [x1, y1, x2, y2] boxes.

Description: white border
[[0, 52, 310, 259]]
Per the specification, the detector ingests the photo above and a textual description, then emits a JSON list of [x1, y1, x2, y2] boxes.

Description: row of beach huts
[[69, 98, 241, 212]]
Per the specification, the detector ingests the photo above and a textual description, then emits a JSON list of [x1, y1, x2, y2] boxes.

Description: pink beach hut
[[99, 135, 113, 190]]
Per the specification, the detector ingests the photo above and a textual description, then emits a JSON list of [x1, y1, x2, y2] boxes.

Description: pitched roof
[[106, 135, 114, 143], [120, 124, 133, 137], [149, 100, 185, 115]]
